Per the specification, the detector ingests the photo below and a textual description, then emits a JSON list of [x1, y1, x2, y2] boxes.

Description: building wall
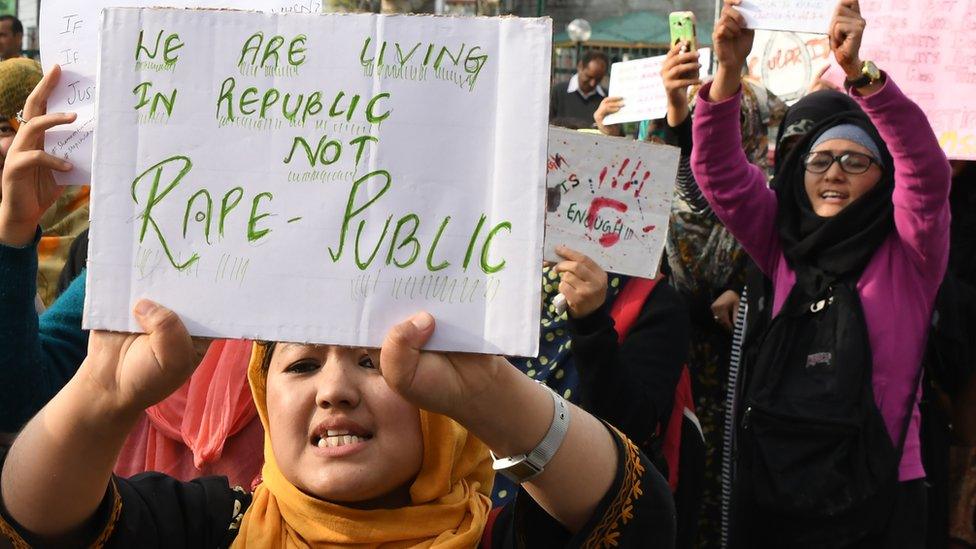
[[511, 0, 716, 35]]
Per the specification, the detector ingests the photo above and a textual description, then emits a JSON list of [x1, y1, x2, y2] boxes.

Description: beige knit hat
[[0, 58, 42, 120]]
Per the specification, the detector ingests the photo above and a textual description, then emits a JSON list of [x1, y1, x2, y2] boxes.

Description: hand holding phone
[[669, 11, 698, 53]]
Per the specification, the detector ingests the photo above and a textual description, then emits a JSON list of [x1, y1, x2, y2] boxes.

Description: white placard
[[40, 0, 324, 186], [602, 49, 710, 126], [84, 8, 551, 356], [737, 0, 835, 35], [543, 128, 677, 278], [746, 30, 845, 104]]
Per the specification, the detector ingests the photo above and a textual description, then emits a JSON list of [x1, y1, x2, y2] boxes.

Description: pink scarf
[[114, 340, 264, 488]]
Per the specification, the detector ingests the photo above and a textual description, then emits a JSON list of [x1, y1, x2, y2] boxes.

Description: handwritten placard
[[543, 128, 678, 278], [40, 0, 325, 187], [737, 0, 835, 34], [746, 31, 839, 104], [859, 0, 976, 160], [602, 49, 711, 126], [83, 8, 552, 356]]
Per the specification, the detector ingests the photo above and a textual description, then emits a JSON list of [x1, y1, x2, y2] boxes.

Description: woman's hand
[[662, 42, 703, 126], [377, 313, 505, 420], [712, 0, 753, 73], [0, 64, 76, 247], [830, 0, 866, 78], [710, 289, 740, 332], [710, 0, 753, 102], [378, 311, 620, 533], [1, 300, 196, 541], [594, 96, 624, 137], [554, 245, 608, 319], [83, 300, 197, 416]]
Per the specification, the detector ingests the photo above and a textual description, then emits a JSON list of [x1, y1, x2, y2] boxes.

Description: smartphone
[[669, 11, 698, 53]]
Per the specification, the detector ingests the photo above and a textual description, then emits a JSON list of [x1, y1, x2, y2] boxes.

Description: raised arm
[[1, 301, 197, 543], [855, 79, 949, 273], [688, 2, 781, 274], [382, 314, 641, 533], [827, 0, 951, 274], [659, 43, 721, 219], [0, 65, 90, 434]]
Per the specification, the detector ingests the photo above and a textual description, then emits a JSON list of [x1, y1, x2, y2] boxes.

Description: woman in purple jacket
[[691, 0, 950, 547]]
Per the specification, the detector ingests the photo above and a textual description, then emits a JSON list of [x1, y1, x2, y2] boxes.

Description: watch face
[[865, 62, 881, 80]]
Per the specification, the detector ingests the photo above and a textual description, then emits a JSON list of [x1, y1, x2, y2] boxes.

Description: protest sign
[[858, 0, 976, 160], [737, 0, 834, 34], [40, 0, 324, 187], [543, 128, 677, 278], [602, 49, 710, 126], [746, 30, 839, 104], [83, 8, 551, 356]]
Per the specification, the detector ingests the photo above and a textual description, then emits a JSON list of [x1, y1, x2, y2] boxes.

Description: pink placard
[[859, 0, 976, 160]]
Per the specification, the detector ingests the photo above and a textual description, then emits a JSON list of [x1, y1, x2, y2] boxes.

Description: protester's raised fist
[[377, 312, 505, 419], [84, 300, 197, 415], [830, 0, 867, 78], [0, 64, 76, 248], [712, 0, 753, 74]]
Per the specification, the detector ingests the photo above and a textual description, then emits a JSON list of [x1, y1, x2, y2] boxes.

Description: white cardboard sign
[[40, 0, 325, 187], [602, 48, 710, 126], [745, 30, 840, 104], [543, 128, 678, 278], [737, 0, 835, 35], [84, 8, 551, 356]]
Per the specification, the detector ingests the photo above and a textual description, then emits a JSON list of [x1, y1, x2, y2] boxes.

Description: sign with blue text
[[84, 8, 551, 355]]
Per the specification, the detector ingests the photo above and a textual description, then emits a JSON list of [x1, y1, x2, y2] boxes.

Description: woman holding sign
[[0, 305, 679, 547], [0, 74, 677, 549], [692, 0, 950, 546], [656, 40, 787, 549], [0, 66, 264, 489]]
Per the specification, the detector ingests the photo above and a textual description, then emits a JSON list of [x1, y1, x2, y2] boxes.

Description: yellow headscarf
[[0, 58, 41, 122], [233, 343, 494, 548]]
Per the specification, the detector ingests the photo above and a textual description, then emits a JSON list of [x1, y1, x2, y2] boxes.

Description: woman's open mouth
[[820, 189, 849, 203], [313, 430, 374, 449]]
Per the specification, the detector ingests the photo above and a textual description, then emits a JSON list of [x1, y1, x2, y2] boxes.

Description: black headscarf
[[772, 110, 896, 302], [775, 90, 862, 174]]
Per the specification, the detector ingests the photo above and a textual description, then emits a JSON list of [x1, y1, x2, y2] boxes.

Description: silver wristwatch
[[490, 383, 570, 484]]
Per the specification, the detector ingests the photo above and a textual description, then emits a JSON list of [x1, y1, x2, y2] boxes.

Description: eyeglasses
[[803, 151, 878, 175]]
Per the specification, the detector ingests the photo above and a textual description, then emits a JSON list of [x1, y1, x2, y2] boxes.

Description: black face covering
[[772, 111, 895, 301], [774, 90, 863, 175]]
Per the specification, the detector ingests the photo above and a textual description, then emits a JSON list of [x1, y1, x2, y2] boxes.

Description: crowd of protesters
[[0, 0, 973, 546]]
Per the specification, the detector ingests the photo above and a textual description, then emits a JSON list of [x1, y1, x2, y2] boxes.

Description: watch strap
[[490, 384, 571, 484], [845, 61, 879, 90], [845, 73, 872, 89]]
